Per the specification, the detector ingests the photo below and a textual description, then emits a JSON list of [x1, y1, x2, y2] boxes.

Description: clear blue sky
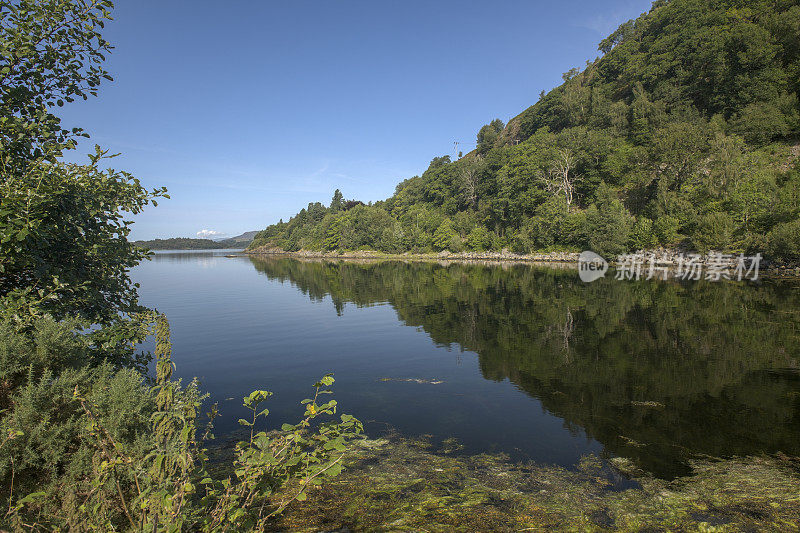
[[60, 0, 652, 240]]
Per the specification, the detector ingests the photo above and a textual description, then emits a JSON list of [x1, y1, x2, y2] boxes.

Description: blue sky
[[60, 0, 653, 240]]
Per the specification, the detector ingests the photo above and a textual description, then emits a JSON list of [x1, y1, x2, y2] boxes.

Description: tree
[[477, 119, 504, 155], [465, 226, 493, 251], [0, 0, 166, 368], [768, 219, 800, 260], [585, 185, 633, 258], [432, 218, 457, 251], [540, 148, 580, 211], [459, 163, 480, 210], [0, 148, 167, 327], [0, 0, 115, 170], [329, 189, 344, 212], [693, 212, 735, 252]]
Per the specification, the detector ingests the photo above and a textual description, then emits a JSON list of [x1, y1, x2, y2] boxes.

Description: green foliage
[[329, 189, 344, 212], [477, 118, 504, 155], [768, 219, 800, 260], [0, 0, 114, 167], [0, 3, 363, 530], [247, 0, 800, 261], [132, 237, 240, 250], [432, 218, 457, 251], [510, 230, 533, 254], [2, 316, 363, 531], [629, 217, 657, 250], [0, 321, 155, 528], [0, 0, 167, 371], [465, 226, 493, 251], [653, 216, 681, 246], [584, 186, 633, 258], [0, 147, 167, 324], [693, 211, 736, 252]]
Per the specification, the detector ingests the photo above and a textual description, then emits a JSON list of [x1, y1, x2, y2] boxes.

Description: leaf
[[18, 491, 47, 505]]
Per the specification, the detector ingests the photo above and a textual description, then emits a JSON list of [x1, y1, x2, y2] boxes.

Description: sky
[[59, 0, 654, 241]]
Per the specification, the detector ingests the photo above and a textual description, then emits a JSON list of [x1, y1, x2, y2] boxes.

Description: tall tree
[[540, 149, 580, 211], [329, 188, 344, 212]]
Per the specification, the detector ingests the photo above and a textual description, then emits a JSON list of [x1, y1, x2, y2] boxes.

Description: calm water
[[132, 251, 800, 478]]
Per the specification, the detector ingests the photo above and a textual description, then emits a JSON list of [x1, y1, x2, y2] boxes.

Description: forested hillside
[[249, 0, 800, 259], [133, 237, 232, 250], [133, 232, 255, 250]]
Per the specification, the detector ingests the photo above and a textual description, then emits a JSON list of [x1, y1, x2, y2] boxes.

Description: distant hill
[[134, 231, 257, 250], [223, 230, 259, 244], [249, 0, 800, 261]]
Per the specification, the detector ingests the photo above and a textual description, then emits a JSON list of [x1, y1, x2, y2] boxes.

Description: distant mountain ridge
[[134, 231, 257, 250], [219, 230, 258, 244]]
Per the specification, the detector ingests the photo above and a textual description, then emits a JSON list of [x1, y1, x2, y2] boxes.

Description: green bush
[[584, 189, 633, 258], [465, 226, 493, 251], [629, 217, 657, 250], [2, 316, 363, 531], [511, 231, 533, 254], [432, 219, 457, 251], [653, 215, 681, 245], [768, 219, 800, 260], [693, 212, 736, 252]]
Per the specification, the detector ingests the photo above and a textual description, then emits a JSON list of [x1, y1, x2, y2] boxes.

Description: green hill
[[133, 237, 232, 250], [133, 231, 256, 250], [249, 0, 800, 260]]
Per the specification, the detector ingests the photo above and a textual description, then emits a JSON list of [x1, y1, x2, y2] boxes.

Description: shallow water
[[132, 251, 800, 478]]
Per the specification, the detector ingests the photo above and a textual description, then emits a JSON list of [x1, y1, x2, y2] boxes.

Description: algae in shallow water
[[268, 436, 800, 532]]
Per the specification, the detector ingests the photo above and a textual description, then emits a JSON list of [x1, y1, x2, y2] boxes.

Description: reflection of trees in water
[[248, 257, 800, 477], [544, 306, 574, 362]]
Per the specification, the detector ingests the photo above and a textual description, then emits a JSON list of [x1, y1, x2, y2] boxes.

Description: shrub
[[511, 231, 533, 254], [653, 215, 681, 245], [629, 217, 657, 250], [465, 227, 493, 251], [2, 316, 363, 531], [432, 219, 457, 251], [768, 219, 800, 260], [693, 212, 736, 252], [585, 192, 633, 258]]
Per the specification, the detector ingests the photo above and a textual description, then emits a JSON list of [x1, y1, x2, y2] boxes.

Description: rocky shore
[[245, 246, 800, 276]]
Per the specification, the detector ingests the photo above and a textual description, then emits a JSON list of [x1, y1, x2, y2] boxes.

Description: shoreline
[[244, 247, 800, 278]]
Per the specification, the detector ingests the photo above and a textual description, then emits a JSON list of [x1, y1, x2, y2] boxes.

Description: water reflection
[[248, 256, 800, 478]]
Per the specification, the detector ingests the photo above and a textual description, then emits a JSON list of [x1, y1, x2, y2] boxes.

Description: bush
[[585, 189, 633, 258], [465, 227, 493, 251], [629, 217, 657, 250], [432, 219, 457, 251], [768, 219, 800, 260], [511, 231, 533, 254], [693, 212, 736, 252], [1, 361, 154, 525], [3, 316, 363, 531], [653, 215, 681, 245]]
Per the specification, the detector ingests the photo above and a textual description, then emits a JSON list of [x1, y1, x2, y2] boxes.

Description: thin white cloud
[[577, 1, 650, 38], [197, 229, 227, 239]]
